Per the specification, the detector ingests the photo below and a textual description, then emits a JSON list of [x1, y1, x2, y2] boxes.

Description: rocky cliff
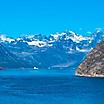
[[76, 40, 104, 77]]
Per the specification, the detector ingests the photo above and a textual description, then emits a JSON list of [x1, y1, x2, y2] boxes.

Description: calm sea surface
[[0, 68, 104, 104]]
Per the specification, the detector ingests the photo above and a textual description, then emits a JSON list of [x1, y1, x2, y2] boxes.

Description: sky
[[0, 0, 104, 37]]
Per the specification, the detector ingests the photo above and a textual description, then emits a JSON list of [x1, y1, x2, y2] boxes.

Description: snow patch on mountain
[[27, 40, 47, 47], [76, 47, 91, 52], [69, 33, 91, 43], [50, 32, 67, 41], [0, 35, 15, 43]]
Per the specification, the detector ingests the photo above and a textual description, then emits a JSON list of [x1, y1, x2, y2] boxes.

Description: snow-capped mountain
[[0, 35, 15, 43], [0, 29, 104, 69]]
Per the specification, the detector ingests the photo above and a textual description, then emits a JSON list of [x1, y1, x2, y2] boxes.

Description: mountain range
[[0, 29, 104, 69]]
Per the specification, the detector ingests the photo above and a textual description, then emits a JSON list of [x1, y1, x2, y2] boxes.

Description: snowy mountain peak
[[68, 33, 91, 43], [0, 29, 104, 48], [0, 35, 15, 43]]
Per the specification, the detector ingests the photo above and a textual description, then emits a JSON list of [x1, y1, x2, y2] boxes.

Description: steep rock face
[[76, 41, 104, 77]]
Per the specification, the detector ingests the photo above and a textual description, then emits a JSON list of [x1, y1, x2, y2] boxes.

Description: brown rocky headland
[[76, 40, 104, 77]]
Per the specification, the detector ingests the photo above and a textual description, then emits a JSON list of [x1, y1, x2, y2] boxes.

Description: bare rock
[[76, 41, 104, 77]]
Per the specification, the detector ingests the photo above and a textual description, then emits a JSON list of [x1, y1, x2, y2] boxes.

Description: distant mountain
[[0, 29, 104, 69], [76, 40, 104, 77], [0, 43, 22, 68]]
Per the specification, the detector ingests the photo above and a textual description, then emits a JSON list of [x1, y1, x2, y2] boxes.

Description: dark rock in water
[[76, 40, 104, 77]]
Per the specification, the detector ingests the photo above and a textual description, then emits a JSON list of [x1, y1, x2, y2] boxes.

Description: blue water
[[0, 69, 104, 104]]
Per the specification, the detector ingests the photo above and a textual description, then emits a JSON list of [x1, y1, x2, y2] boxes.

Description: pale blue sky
[[0, 0, 104, 37]]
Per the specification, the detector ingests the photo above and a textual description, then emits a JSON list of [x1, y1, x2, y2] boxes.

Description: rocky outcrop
[[76, 40, 104, 77]]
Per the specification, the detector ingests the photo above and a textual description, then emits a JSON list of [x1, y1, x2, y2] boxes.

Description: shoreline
[[75, 72, 104, 78]]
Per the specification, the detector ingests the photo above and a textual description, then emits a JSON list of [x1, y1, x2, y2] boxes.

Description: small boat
[[33, 67, 38, 70]]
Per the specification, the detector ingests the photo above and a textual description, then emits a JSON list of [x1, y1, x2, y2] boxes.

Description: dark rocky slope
[[76, 40, 104, 77]]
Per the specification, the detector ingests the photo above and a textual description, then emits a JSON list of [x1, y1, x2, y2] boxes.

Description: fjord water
[[0, 69, 104, 104]]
